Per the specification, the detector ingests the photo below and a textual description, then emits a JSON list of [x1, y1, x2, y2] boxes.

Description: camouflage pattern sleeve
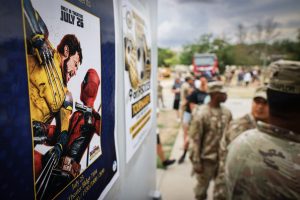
[[189, 106, 205, 174], [215, 115, 254, 200], [214, 110, 233, 200], [225, 131, 249, 200], [214, 128, 229, 200], [226, 126, 300, 200], [217, 108, 234, 174], [218, 116, 239, 179]]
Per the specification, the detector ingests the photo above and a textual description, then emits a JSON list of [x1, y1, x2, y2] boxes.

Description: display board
[[122, 0, 154, 162]]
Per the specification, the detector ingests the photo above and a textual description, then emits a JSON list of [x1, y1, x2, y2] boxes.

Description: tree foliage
[[158, 48, 178, 67], [158, 24, 300, 71]]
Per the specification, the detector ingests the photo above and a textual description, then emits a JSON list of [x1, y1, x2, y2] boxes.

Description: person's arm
[[216, 121, 232, 182], [171, 85, 179, 93], [189, 107, 205, 173], [43, 91, 73, 164], [188, 91, 197, 111], [24, 0, 53, 65], [23, 0, 48, 37], [189, 103, 197, 112]]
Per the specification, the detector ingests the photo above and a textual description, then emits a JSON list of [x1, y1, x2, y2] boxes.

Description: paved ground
[[156, 77, 253, 200]]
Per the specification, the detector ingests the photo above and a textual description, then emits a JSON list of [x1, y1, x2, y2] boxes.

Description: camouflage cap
[[253, 86, 267, 100], [207, 81, 226, 93], [268, 60, 300, 94]]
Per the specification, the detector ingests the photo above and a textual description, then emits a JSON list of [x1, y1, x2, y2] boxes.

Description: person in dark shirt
[[172, 77, 182, 120]]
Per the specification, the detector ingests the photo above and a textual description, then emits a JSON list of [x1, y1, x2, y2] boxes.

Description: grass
[[157, 124, 165, 129]]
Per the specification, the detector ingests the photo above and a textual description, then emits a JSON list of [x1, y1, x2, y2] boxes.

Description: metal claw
[[43, 52, 58, 109], [45, 56, 63, 103], [49, 53, 65, 99], [39, 158, 56, 200], [36, 153, 54, 185], [36, 154, 56, 198]]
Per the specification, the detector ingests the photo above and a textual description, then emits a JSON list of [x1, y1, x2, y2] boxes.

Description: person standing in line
[[225, 60, 300, 199], [156, 109, 176, 168], [214, 86, 269, 200], [180, 76, 194, 112], [237, 68, 244, 86], [243, 70, 252, 87], [172, 77, 182, 121], [189, 82, 232, 200], [194, 75, 201, 90], [177, 76, 194, 162], [178, 75, 208, 164], [157, 80, 165, 108]]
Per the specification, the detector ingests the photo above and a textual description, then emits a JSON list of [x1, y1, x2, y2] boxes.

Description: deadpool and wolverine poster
[[22, 0, 118, 199]]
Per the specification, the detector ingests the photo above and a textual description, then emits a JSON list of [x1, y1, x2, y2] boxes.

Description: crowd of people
[[224, 67, 264, 87], [157, 60, 300, 200]]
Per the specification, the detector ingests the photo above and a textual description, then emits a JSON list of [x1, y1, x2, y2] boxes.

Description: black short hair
[[185, 77, 191, 82], [57, 34, 82, 63], [267, 89, 300, 117]]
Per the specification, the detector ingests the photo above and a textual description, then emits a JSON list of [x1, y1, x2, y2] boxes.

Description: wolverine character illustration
[[23, 0, 83, 199]]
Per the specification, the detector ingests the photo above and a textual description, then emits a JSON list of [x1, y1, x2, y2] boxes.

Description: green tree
[[158, 48, 178, 67], [211, 37, 232, 73], [179, 34, 235, 73], [179, 34, 213, 65]]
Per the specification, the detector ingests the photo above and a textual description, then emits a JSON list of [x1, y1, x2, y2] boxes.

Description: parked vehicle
[[159, 68, 171, 78], [193, 53, 219, 77]]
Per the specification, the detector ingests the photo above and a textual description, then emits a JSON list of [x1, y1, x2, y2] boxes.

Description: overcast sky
[[158, 0, 300, 49]]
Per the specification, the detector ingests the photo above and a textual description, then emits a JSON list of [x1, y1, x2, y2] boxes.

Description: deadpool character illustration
[[36, 69, 101, 199]]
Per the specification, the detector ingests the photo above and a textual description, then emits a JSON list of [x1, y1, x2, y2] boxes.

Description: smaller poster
[[122, 0, 153, 162]]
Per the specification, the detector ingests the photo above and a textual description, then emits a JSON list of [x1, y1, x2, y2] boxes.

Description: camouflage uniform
[[214, 114, 256, 200], [226, 121, 300, 200], [180, 81, 193, 108], [189, 104, 232, 200], [225, 60, 300, 200]]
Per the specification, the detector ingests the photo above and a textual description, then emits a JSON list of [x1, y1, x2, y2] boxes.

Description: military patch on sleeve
[[259, 149, 285, 170]]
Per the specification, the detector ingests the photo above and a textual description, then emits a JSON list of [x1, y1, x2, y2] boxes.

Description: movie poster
[[122, 0, 153, 162], [22, 0, 118, 199]]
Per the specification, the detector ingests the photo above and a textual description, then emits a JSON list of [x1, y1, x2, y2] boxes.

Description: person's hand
[[31, 34, 53, 65], [43, 143, 62, 167], [189, 152, 203, 173], [33, 121, 48, 145], [193, 163, 203, 174]]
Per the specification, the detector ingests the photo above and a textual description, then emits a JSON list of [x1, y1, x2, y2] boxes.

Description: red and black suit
[[58, 68, 101, 179], [61, 105, 101, 177], [42, 69, 101, 198]]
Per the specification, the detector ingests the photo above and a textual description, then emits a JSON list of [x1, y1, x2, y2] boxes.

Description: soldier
[[172, 77, 182, 120], [214, 86, 269, 200], [189, 81, 232, 200], [225, 60, 300, 199], [157, 80, 165, 108], [179, 75, 208, 164]]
